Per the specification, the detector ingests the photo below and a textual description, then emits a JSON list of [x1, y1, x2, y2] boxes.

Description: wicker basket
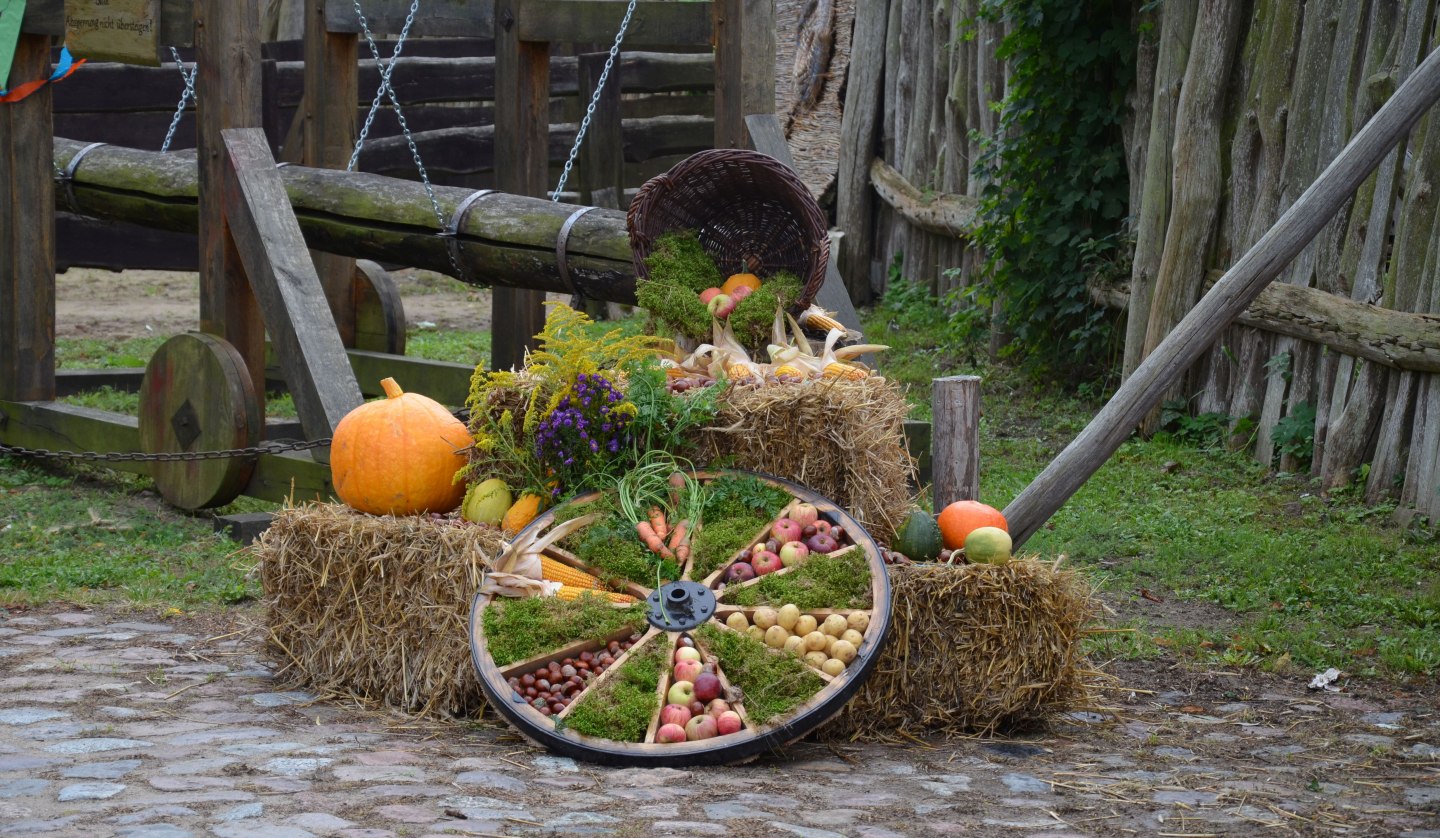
[[627, 149, 829, 310]]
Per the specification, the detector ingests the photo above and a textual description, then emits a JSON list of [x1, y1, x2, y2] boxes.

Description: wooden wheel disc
[[353, 259, 407, 354], [138, 332, 261, 510], [470, 470, 893, 767]]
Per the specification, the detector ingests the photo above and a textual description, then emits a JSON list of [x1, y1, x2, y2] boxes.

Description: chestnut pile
[[507, 635, 640, 716], [722, 502, 852, 584], [666, 375, 717, 394]]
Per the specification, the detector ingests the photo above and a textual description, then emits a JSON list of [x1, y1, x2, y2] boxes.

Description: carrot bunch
[[617, 456, 704, 567]]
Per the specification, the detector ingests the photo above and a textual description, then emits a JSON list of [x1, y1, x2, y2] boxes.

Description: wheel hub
[[645, 581, 715, 631]]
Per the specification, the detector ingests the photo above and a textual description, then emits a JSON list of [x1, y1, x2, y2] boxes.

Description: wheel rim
[[469, 469, 892, 767]]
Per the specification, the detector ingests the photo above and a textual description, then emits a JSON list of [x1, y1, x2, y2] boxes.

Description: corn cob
[[726, 363, 756, 382], [773, 364, 807, 379], [554, 586, 636, 604], [822, 362, 868, 381], [800, 309, 845, 334], [541, 556, 601, 589]]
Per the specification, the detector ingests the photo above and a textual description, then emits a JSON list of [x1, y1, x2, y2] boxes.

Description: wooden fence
[[836, 0, 1440, 522]]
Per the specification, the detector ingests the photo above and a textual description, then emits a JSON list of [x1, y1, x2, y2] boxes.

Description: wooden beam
[[346, 350, 473, 406], [517, 1, 712, 47], [713, 0, 773, 150], [492, 0, 550, 372], [870, 158, 979, 239], [304, 0, 359, 345], [0, 35, 56, 402], [1002, 44, 1440, 548], [196, 0, 266, 400], [324, 0, 493, 38], [0, 400, 147, 476], [220, 127, 363, 446], [932, 376, 980, 510]]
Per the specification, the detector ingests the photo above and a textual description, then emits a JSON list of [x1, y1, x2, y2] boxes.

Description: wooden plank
[[0, 400, 147, 475], [221, 128, 363, 447], [56, 215, 199, 272], [246, 447, 334, 503], [902, 418, 931, 490], [1002, 43, 1440, 547], [325, 0, 492, 38], [55, 368, 146, 396], [345, 350, 472, 406], [196, 0, 266, 401], [517, 1, 711, 47], [0, 35, 56, 402], [713, 0, 773, 150], [304, 0, 359, 345], [931, 376, 980, 510], [834, 0, 887, 305], [577, 51, 624, 210], [492, 0, 550, 372]]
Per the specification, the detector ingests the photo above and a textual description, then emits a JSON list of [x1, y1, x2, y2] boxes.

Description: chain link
[[0, 438, 331, 464], [552, 0, 638, 202], [161, 47, 197, 155]]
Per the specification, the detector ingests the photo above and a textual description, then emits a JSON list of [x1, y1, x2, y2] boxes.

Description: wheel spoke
[[643, 632, 683, 743], [554, 626, 663, 723]]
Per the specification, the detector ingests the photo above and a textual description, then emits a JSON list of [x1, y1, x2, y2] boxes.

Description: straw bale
[[692, 376, 915, 544], [824, 559, 1106, 738], [254, 503, 505, 717]]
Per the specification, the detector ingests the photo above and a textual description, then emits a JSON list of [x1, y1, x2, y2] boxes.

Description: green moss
[[702, 475, 793, 523], [691, 514, 771, 581], [563, 641, 667, 741], [725, 549, 872, 610], [727, 270, 802, 349], [694, 624, 823, 725], [645, 230, 723, 292], [552, 497, 682, 587], [635, 278, 712, 344], [482, 595, 648, 667]]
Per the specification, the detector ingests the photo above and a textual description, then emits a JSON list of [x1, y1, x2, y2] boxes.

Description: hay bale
[[254, 503, 504, 717], [694, 377, 914, 544], [825, 559, 1105, 738]]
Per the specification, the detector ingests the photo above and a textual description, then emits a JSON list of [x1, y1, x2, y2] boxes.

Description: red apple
[[771, 518, 803, 543], [789, 502, 820, 528], [657, 723, 687, 743], [729, 285, 754, 303], [698, 287, 724, 305], [673, 659, 703, 683], [764, 538, 780, 553], [707, 293, 735, 318], [751, 550, 784, 575], [660, 703, 692, 728], [715, 710, 743, 736], [693, 672, 722, 703], [689, 700, 706, 716], [779, 541, 809, 568], [666, 680, 695, 706], [813, 520, 833, 537], [674, 646, 702, 664], [726, 562, 756, 583], [805, 533, 838, 554], [707, 698, 731, 716], [685, 715, 718, 741]]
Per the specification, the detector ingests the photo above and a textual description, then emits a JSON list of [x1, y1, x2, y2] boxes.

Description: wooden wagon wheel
[[470, 470, 891, 767]]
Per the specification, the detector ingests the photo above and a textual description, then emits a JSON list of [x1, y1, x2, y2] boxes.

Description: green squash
[[892, 509, 943, 562]]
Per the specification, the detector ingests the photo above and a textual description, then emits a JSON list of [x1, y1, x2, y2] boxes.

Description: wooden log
[[324, 0, 492, 38], [868, 158, 978, 239], [834, 0, 888, 305], [53, 138, 642, 301], [0, 35, 56, 403], [1002, 43, 1440, 548], [932, 376, 981, 511]]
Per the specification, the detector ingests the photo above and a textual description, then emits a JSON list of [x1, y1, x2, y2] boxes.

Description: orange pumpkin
[[502, 493, 547, 535], [721, 273, 762, 295], [937, 500, 1007, 550], [331, 377, 471, 515]]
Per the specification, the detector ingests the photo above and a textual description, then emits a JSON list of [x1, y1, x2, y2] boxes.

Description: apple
[[667, 680, 695, 706], [726, 562, 756, 583], [729, 285, 754, 303], [685, 715, 718, 741], [693, 672, 722, 703], [726, 612, 750, 631], [813, 520, 833, 536], [794, 614, 818, 636], [707, 698, 731, 716], [689, 700, 706, 717], [805, 533, 839, 554], [771, 518, 803, 543], [675, 646, 702, 664], [779, 542, 809, 568], [715, 710, 743, 736], [660, 703, 692, 727], [698, 287, 723, 305], [657, 723, 688, 743], [751, 551, 784, 575], [788, 502, 820, 528], [764, 538, 780, 553], [673, 659, 703, 683], [707, 293, 735, 318]]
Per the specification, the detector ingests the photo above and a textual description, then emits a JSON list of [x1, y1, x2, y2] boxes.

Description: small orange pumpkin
[[331, 377, 471, 515], [721, 273, 762, 295], [937, 500, 1007, 550], [502, 493, 547, 535]]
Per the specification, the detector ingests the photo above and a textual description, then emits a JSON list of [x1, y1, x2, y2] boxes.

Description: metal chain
[[0, 438, 331, 464], [161, 47, 197, 155], [552, 0, 638, 202]]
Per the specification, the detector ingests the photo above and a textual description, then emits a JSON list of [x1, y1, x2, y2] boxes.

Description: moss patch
[[553, 497, 683, 587], [691, 514, 771, 581], [726, 549, 872, 610], [702, 475, 792, 523], [694, 624, 823, 725], [482, 595, 648, 667], [563, 641, 667, 741]]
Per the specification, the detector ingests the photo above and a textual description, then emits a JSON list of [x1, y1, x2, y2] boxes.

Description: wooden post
[[1002, 44, 1440, 548], [835, 0, 888, 305], [0, 34, 56, 402], [303, 0, 360, 345], [577, 51, 624, 210], [932, 376, 980, 511], [492, 0, 550, 371], [712, 0, 774, 150], [196, 0, 266, 401]]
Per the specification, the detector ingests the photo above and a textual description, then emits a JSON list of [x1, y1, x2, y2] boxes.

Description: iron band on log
[[52, 137, 639, 304]]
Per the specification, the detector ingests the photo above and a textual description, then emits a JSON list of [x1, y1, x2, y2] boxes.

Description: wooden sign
[[65, 0, 160, 66], [0, 0, 25, 88]]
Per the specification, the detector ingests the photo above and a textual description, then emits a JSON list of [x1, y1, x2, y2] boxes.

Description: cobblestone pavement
[[1, 606, 1437, 837]]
